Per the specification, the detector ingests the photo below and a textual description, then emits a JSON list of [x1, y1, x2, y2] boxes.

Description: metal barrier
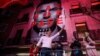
[[2, 45, 100, 56], [34, 48, 100, 56]]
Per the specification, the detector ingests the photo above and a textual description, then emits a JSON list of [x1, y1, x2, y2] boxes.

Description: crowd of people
[[29, 32, 99, 56]]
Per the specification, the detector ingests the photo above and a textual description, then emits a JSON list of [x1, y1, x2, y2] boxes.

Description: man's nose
[[43, 10, 50, 19]]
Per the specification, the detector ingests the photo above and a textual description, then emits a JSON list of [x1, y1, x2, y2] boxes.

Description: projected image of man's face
[[35, 2, 61, 28]]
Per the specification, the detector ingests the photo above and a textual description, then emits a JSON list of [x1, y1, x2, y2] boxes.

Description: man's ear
[[33, 12, 38, 21]]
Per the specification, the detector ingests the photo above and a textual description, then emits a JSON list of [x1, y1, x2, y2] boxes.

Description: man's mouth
[[38, 19, 53, 23]]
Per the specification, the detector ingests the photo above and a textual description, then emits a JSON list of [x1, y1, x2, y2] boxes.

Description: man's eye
[[38, 10, 45, 13], [50, 8, 58, 11]]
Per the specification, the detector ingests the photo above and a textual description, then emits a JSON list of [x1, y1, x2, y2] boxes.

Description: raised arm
[[51, 25, 65, 39], [88, 36, 95, 44], [59, 25, 65, 33]]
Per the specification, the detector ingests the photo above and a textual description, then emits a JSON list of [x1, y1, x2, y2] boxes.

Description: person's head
[[84, 32, 89, 37], [84, 32, 90, 42], [34, 0, 62, 29], [46, 30, 51, 37]]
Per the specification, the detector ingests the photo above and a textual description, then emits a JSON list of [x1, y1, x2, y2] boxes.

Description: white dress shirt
[[36, 32, 60, 48]]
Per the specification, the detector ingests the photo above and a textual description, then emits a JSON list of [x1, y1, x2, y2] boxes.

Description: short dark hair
[[36, 0, 61, 9]]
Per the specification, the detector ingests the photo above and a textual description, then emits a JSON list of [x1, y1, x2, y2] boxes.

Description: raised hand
[[59, 25, 65, 33]]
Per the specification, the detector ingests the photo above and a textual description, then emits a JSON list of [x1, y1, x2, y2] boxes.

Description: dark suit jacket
[[25, 26, 67, 44]]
